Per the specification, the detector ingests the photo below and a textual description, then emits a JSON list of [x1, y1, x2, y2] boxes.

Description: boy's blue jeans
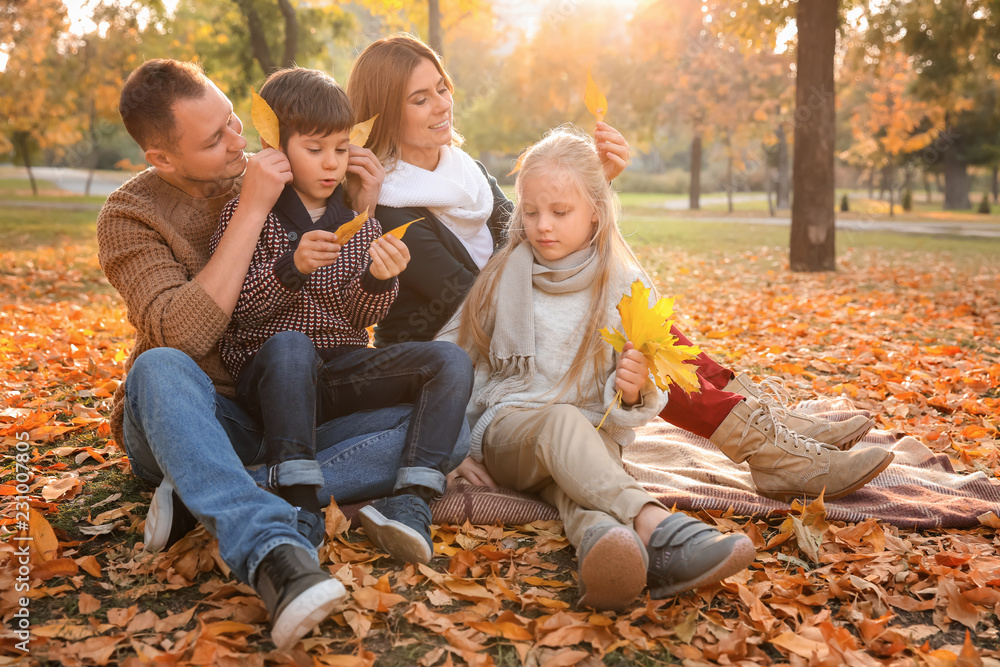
[[236, 331, 474, 499], [121, 346, 469, 586]]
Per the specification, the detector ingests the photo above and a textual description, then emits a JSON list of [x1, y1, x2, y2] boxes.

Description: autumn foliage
[[1, 233, 998, 665]]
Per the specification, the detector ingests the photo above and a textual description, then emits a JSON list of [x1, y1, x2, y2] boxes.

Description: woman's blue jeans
[[121, 347, 469, 585]]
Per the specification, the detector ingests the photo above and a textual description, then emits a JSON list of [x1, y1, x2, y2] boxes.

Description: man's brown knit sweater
[[97, 169, 242, 444]]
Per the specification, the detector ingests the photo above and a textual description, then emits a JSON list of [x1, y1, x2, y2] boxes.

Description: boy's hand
[[368, 233, 409, 280], [595, 121, 630, 183], [294, 230, 341, 275], [344, 146, 386, 217], [615, 341, 649, 407], [241, 148, 292, 217]]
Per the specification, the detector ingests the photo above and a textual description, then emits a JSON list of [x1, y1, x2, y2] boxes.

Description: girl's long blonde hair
[[458, 125, 646, 400]]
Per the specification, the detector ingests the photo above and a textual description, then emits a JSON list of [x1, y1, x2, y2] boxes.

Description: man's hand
[[368, 233, 409, 280], [595, 121, 630, 183], [344, 146, 386, 217], [615, 341, 649, 407], [239, 148, 292, 217], [294, 230, 341, 275]]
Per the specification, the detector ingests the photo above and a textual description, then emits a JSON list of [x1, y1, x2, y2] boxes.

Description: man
[[96, 59, 458, 650]]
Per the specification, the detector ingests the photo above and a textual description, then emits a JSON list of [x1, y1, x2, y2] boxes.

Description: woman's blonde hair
[[346, 33, 463, 167], [458, 125, 645, 401]]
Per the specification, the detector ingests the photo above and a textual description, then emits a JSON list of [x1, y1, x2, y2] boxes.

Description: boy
[[209, 67, 472, 563]]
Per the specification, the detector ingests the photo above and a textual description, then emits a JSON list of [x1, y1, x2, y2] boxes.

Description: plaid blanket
[[346, 401, 1000, 529]]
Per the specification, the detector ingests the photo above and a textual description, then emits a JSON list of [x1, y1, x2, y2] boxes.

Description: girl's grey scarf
[[476, 243, 601, 407]]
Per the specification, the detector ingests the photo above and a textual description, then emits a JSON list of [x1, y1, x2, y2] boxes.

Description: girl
[[438, 127, 756, 611]]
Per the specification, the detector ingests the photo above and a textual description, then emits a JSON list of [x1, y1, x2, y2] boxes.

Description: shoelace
[[755, 376, 792, 407], [742, 400, 824, 455]]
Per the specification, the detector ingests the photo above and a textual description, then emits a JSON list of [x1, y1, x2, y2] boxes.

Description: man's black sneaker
[[254, 544, 346, 650], [143, 480, 198, 553], [358, 494, 433, 564]]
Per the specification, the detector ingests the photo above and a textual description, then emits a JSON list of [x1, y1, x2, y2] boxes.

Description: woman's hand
[[368, 233, 410, 280], [595, 121, 630, 183], [344, 145, 386, 217], [615, 341, 649, 407], [446, 457, 498, 489]]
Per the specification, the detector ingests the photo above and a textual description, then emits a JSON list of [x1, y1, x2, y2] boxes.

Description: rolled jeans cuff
[[268, 459, 324, 488], [394, 466, 447, 498]]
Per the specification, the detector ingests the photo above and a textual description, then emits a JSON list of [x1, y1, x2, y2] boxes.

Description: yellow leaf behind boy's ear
[[251, 87, 280, 150], [334, 208, 369, 245], [350, 115, 378, 148], [584, 69, 607, 122]]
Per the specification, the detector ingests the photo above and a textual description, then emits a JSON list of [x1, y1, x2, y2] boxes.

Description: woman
[[346, 34, 891, 500]]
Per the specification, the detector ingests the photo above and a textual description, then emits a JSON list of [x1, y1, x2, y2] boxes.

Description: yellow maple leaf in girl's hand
[[584, 69, 608, 122], [251, 87, 280, 149], [599, 279, 702, 394], [350, 115, 378, 147], [334, 208, 369, 245]]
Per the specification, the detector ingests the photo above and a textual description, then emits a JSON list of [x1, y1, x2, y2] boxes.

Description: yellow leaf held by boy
[[334, 208, 369, 245]]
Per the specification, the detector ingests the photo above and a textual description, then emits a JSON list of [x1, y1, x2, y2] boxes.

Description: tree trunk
[[725, 135, 734, 213], [277, 0, 297, 68], [790, 0, 838, 272], [924, 170, 932, 203], [992, 165, 998, 204], [15, 132, 38, 196], [689, 134, 702, 210], [776, 123, 790, 208], [942, 130, 971, 210], [428, 0, 443, 58], [884, 164, 894, 216], [868, 166, 875, 199], [85, 99, 98, 196], [766, 162, 775, 217]]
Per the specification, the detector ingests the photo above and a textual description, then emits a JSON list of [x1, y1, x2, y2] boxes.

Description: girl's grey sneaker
[[143, 480, 198, 553], [576, 522, 648, 611], [646, 513, 755, 598], [358, 494, 433, 564], [254, 544, 346, 650]]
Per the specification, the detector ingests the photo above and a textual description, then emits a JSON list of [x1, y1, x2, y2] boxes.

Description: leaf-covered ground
[[1, 229, 999, 667]]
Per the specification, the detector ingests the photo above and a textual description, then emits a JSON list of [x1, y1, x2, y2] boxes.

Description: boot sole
[[762, 450, 895, 503], [271, 578, 346, 651], [358, 506, 433, 564], [649, 534, 756, 599], [577, 526, 647, 611]]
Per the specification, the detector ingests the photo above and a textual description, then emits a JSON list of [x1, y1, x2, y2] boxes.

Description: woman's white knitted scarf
[[379, 146, 494, 268]]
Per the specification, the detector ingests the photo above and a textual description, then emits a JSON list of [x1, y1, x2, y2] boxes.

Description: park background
[[1, 1, 1000, 665]]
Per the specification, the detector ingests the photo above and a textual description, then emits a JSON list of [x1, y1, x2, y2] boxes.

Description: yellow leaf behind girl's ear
[[334, 208, 369, 245], [584, 69, 607, 122], [350, 115, 378, 148], [251, 87, 280, 149]]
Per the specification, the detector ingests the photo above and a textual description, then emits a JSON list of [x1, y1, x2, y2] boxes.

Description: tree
[[789, 0, 838, 272], [0, 0, 83, 195]]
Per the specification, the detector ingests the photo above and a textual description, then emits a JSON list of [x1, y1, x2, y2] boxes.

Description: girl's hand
[[446, 457, 498, 489], [616, 341, 649, 407], [344, 145, 385, 217], [595, 121, 630, 183], [368, 233, 410, 280], [294, 229, 341, 275]]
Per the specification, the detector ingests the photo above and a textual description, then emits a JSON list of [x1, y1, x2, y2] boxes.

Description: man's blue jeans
[[121, 347, 469, 585]]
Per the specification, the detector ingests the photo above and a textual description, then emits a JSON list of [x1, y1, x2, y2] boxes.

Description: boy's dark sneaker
[[296, 508, 325, 549], [576, 522, 648, 611], [254, 544, 346, 650], [143, 480, 198, 553], [358, 494, 433, 564], [646, 513, 756, 598]]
